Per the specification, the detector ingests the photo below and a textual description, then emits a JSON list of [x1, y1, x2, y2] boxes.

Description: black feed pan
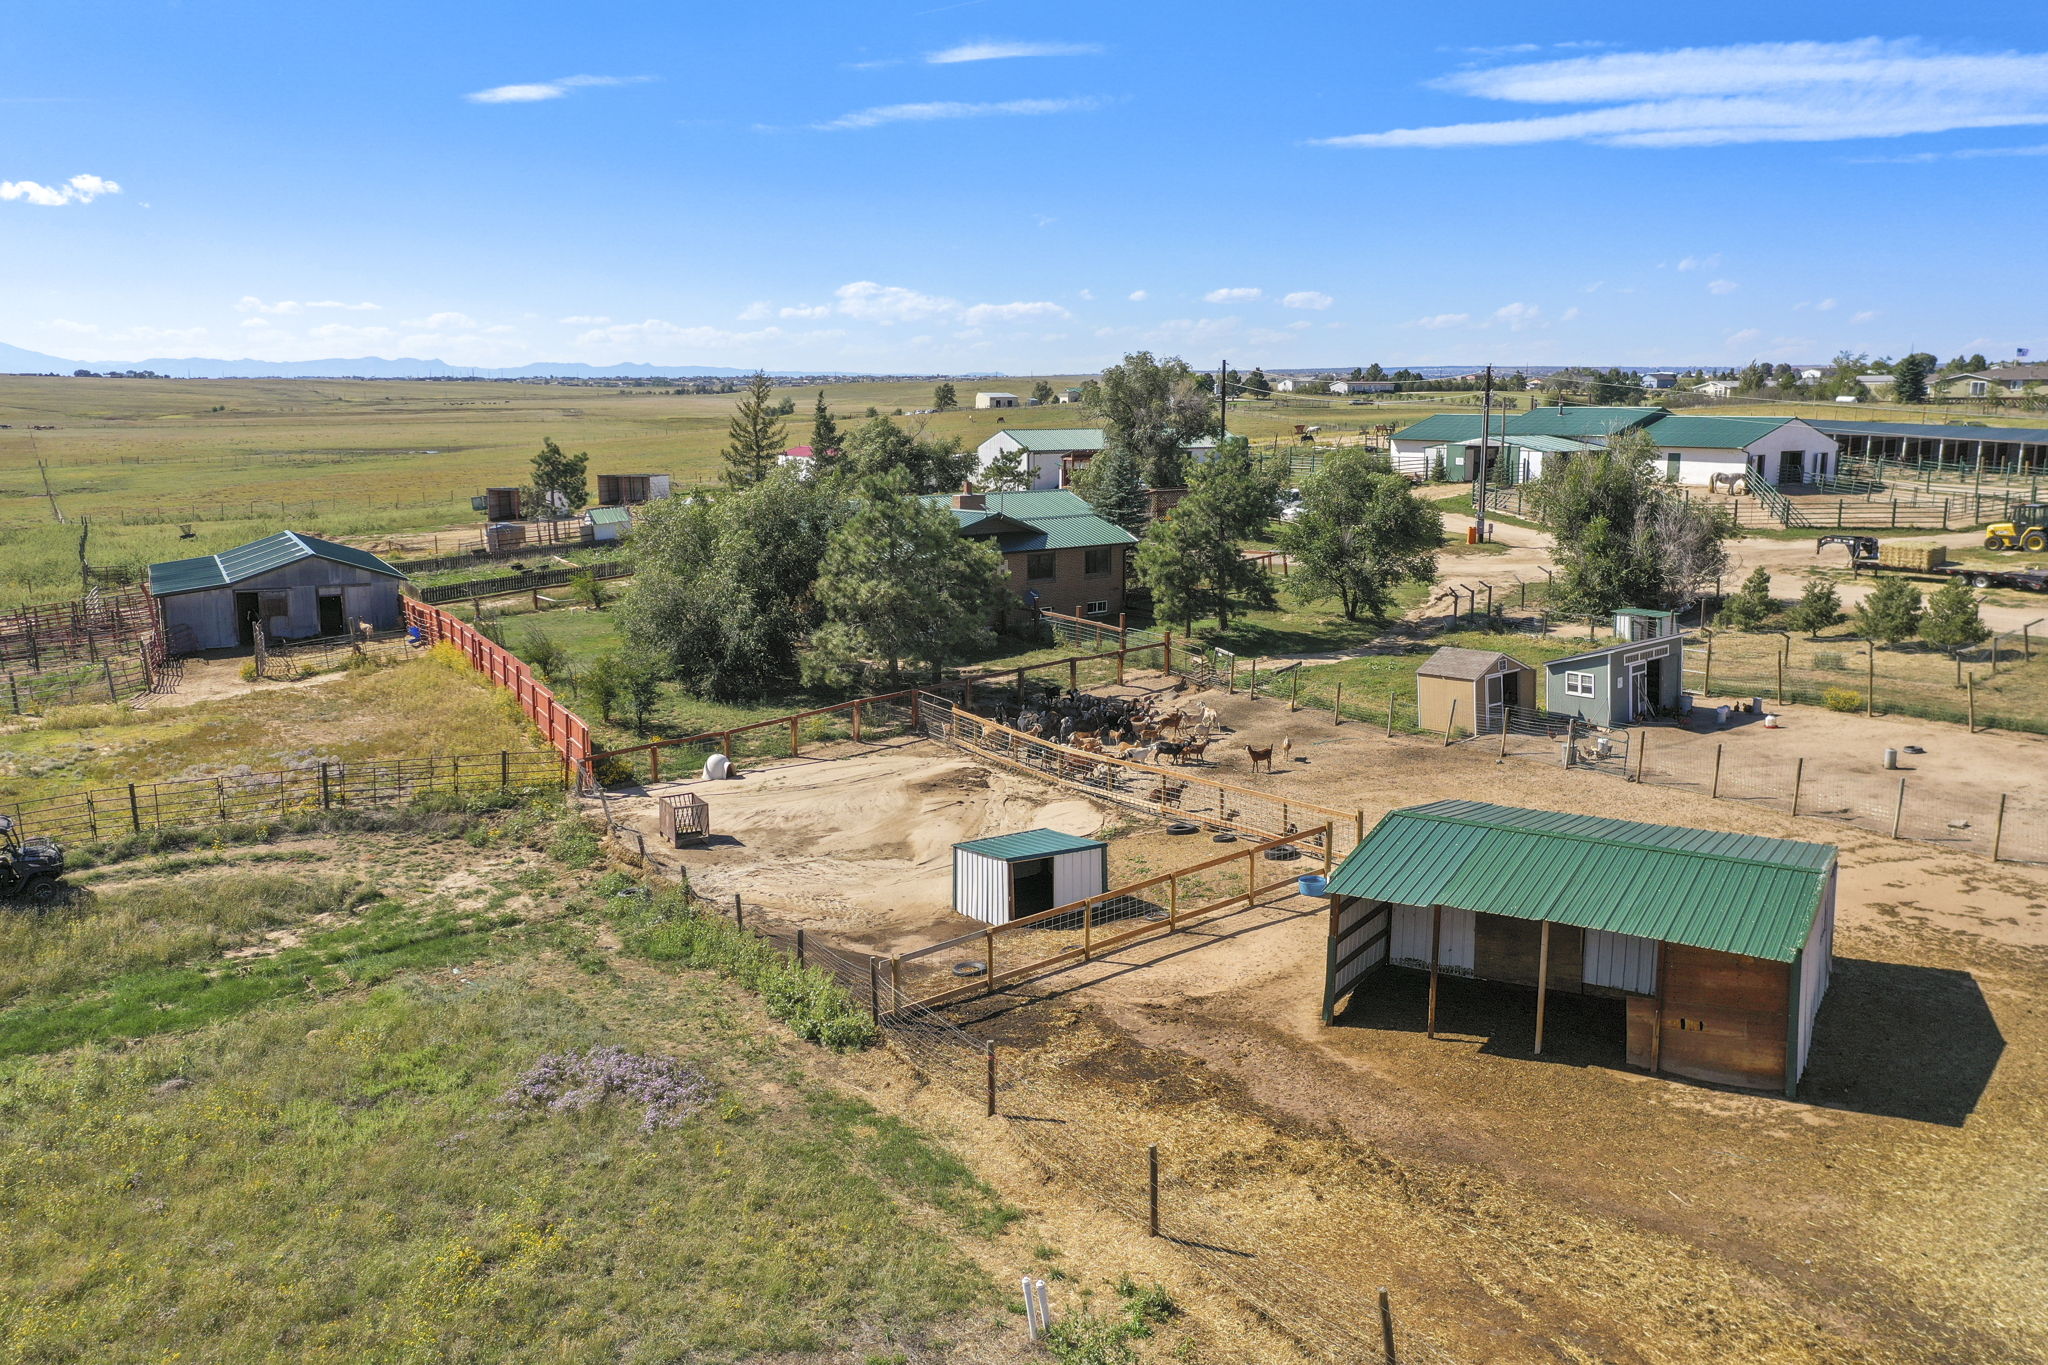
[[1165, 821, 1199, 835]]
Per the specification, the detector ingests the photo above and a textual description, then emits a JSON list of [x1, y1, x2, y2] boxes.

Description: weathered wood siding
[[1473, 914, 1584, 990], [1658, 945, 1790, 1090]]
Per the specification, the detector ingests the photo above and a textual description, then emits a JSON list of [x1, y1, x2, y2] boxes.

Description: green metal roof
[[1323, 800, 1834, 962], [148, 530, 406, 596], [1498, 433, 1597, 453], [955, 828, 1106, 861], [1511, 406, 1665, 438], [928, 491, 1137, 551], [1391, 414, 1485, 443], [586, 506, 634, 525], [1644, 415, 1796, 449], [1811, 418, 2048, 446], [996, 428, 1106, 451]]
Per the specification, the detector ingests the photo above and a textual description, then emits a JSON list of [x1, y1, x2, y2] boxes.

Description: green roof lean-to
[[147, 530, 406, 597], [1324, 800, 1834, 962], [954, 829, 1106, 861]]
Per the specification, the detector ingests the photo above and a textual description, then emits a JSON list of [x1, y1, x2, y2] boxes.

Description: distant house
[[1059, 387, 1084, 404], [1272, 378, 1300, 393], [975, 392, 1022, 409], [931, 488, 1136, 619], [1330, 380, 1396, 394], [595, 473, 671, 505], [1797, 367, 1827, 384], [1640, 372, 1678, 390], [975, 428, 1106, 491], [1855, 374, 1895, 394], [1938, 365, 2048, 399], [1694, 378, 1740, 398], [148, 530, 407, 650]]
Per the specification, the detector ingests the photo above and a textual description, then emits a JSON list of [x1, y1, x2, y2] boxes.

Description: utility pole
[[1474, 364, 1493, 542], [1217, 357, 1228, 447]]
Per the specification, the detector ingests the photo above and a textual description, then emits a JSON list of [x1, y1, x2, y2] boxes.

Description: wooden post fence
[[1711, 743, 1724, 798], [1147, 1144, 1160, 1237], [1790, 757, 1805, 816]]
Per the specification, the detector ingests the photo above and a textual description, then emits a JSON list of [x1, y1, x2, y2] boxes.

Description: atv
[[0, 815, 66, 909]]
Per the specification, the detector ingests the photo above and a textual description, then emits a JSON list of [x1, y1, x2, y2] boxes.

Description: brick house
[[930, 489, 1136, 619]]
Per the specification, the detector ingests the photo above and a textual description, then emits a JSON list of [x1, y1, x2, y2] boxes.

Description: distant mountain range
[[0, 342, 848, 380]]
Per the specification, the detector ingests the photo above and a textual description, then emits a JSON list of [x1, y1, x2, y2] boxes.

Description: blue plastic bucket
[[1297, 874, 1329, 898]]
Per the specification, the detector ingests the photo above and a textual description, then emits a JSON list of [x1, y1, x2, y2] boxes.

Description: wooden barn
[[1321, 801, 1837, 1096], [952, 829, 1108, 924], [1415, 646, 1535, 734], [148, 531, 407, 650]]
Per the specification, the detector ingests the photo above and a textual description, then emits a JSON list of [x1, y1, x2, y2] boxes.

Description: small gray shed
[[148, 531, 408, 651], [952, 829, 1108, 924]]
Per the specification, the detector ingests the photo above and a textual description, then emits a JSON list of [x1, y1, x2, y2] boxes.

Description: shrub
[[239, 659, 261, 681], [38, 704, 132, 731], [1822, 687, 1863, 712], [1813, 652, 1846, 671]]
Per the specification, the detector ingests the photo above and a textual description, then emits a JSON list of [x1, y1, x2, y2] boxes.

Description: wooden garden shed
[[952, 829, 1108, 925], [1321, 801, 1837, 1096], [1415, 646, 1534, 734]]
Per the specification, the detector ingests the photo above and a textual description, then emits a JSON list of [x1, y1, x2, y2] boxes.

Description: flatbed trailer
[[1816, 535, 2048, 592]]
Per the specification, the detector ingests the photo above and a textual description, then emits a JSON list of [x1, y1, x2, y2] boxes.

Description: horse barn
[[952, 829, 1108, 924], [147, 530, 407, 650], [1321, 802, 1837, 1096]]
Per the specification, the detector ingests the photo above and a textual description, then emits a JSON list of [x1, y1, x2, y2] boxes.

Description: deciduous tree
[[1280, 449, 1441, 621], [933, 382, 958, 412], [1089, 351, 1219, 488], [838, 415, 971, 493], [722, 371, 787, 488], [1031, 379, 1055, 405], [979, 441, 1033, 493], [1133, 444, 1278, 632]]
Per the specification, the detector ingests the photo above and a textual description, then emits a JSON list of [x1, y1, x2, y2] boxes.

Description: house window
[[1083, 600, 1110, 617], [1564, 671, 1596, 697], [1083, 547, 1111, 576], [1026, 552, 1058, 581], [1970, 381, 1988, 396]]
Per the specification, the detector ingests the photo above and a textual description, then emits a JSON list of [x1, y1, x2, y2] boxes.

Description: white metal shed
[[952, 829, 1108, 924]]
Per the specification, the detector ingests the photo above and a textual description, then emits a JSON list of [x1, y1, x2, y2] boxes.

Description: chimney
[[953, 481, 986, 511]]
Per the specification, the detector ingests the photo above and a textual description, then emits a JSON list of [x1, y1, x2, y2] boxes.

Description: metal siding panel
[[1583, 929, 1659, 994], [1051, 849, 1101, 906], [1389, 904, 1431, 967], [954, 850, 1007, 925]]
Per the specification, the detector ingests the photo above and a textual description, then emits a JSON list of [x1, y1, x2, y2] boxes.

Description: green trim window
[[1026, 551, 1058, 581]]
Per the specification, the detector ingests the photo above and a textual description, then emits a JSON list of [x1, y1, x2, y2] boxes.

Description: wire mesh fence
[[589, 694, 923, 788], [0, 749, 565, 846], [2, 648, 157, 714]]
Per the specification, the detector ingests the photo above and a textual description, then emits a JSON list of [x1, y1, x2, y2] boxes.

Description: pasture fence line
[[630, 876, 1456, 1363], [410, 557, 635, 606], [3, 648, 158, 715], [0, 749, 564, 848], [587, 691, 926, 788], [401, 599, 592, 770]]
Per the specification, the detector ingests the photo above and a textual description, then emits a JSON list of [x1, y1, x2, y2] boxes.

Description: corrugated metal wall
[[1390, 904, 1475, 974], [1050, 848, 1103, 908], [1793, 866, 1837, 1081], [1583, 928, 1659, 995], [1326, 896, 1389, 1019], [953, 849, 1013, 925], [157, 561, 402, 650]]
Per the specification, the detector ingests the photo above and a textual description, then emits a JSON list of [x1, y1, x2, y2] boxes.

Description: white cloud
[[779, 304, 833, 319], [303, 300, 379, 311], [1676, 253, 1721, 271], [1726, 328, 1763, 346], [237, 296, 377, 315], [1204, 287, 1262, 303], [833, 281, 959, 323], [1816, 298, 1837, 311], [1493, 301, 1543, 330], [45, 321, 207, 348], [1851, 309, 1879, 323], [736, 302, 774, 322], [1313, 39, 2048, 149], [1414, 312, 1471, 329], [403, 312, 478, 331], [1281, 290, 1334, 310], [570, 318, 846, 355], [241, 317, 270, 329], [962, 300, 1071, 325], [1287, 320, 1313, 330], [466, 74, 651, 104], [926, 40, 1104, 64], [1561, 306, 1582, 321], [557, 314, 611, 325], [1849, 140, 2048, 163], [1, 173, 121, 207], [1127, 290, 1148, 302], [1707, 279, 1739, 294], [815, 96, 1108, 131], [1076, 288, 1094, 301]]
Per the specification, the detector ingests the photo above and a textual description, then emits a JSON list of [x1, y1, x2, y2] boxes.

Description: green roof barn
[[953, 828, 1108, 924], [1322, 800, 1837, 1095], [147, 531, 407, 651]]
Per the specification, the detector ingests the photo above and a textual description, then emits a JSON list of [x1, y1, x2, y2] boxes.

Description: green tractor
[[1983, 503, 2048, 553]]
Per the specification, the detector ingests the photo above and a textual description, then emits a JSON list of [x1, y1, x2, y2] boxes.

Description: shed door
[[1389, 905, 1475, 974], [1050, 849, 1100, 909], [1583, 929, 1659, 995]]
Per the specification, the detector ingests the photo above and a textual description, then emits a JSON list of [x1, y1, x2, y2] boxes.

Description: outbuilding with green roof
[[1385, 406, 1840, 488], [929, 488, 1136, 621], [147, 530, 408, 650], [1322, 800, 1837, 1095], [954, 828, 1108, 923]]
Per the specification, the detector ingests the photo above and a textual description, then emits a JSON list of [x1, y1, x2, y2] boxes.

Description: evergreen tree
[[722, 371, 787, 488], [933, 382, 958, 412], [529, 437, 590, 516], [1243, 367, 1271, 397], [1715, 566, 1775, 630], [1785, 576, 1845, 637], [1031, 379, 1055, 405], [839, 415, 971, 492], [808, 390, 841, 468], [806, 472, 1007, 687], [1920, 578, 1991, 653], [1363, 362, 1387, 381], [1072, 442, 1148, 534], [1280, 448, 1439, 621], [1133, 449, 1277, 632], [1851, 575, 1923, 647], [1348, 366, 1365, 381], [1892, 352, 1931, 405]]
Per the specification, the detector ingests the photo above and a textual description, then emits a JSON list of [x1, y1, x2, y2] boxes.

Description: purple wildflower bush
[[502, 1046, 713, 1133]]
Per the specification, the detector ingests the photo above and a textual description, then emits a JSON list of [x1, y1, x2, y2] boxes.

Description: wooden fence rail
[[401, 599, 592, 769]]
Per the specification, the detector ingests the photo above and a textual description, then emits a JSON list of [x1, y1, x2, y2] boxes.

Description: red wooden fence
[[402, 599, 591, 772]]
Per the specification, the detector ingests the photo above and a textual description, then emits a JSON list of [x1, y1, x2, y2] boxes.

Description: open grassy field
[[0, 647, 541, 807]]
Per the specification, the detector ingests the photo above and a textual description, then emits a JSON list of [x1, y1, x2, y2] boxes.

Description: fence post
[[1867, 643, 1876, 718], [788, 716, 800, 758], [1892, 778, 1907, 839], [1635, 729, 1648, 783], [650, 745, 661, 784], [1289, 672, 1299, 712], [1083, 897, 1094, 959], [869, 957, 882, 1025], [127, 783, 141, 832], [1993, 793, 2007, 862], [1711, 743, 1723, 798], [1498, 715, 1510, 762], [794, 928, 805, 966], [1443, 697, 1458, 746], [1386, 692, 1396, 737], [985, 1044, 997, 1118], [103, 658, 117, 703], [499, 750, 510, 789], [1148, 1144, 1160, 1237], [984, 929, 996, 995], [1226, 655, 1235, 693], [1790, 757, 1804, 816], [733, 892, 744, 929], [1968, 674, 1976, 732], [319, 762, 332, 809], [1332, 681, 1342, 726], [1379, 1287, 1398, 1365], [1163, 631, 1173, 674], [1704, 633, 1714, 694]]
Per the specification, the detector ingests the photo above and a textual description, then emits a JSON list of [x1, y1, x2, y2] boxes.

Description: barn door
[[1484, 671, 1505, 731]]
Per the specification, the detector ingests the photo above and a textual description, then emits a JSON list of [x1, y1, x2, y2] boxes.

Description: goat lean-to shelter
[[952, 829, 1108, 924], [1322, 801, 1836, 1096], [147, 531, 407, 651]]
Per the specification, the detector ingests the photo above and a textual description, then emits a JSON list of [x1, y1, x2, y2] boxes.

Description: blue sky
[[6, 2, 2047, 373]]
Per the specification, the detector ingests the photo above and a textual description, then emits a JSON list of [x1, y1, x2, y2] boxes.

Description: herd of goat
[[993, 688, 1288, 772]]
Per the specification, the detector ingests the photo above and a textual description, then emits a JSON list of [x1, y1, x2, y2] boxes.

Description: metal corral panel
[[1583, 929, 1659, 994], [1389, 904, 1475, 974], [1324, 800, 1833, 962], [953, 848, 1014, 925], [1051, 847, 1105, 906]]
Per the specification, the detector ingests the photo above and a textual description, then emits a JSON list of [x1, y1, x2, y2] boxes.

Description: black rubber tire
[[1985, 536, 2005, 551], [2026, 532, 2047, 553], [1211, 832, 1237, 843], [18, 876, 60, 909], [951, 961, 986, 978], [1263, 846, 1301, 861], [1165, 821, 1198, 835]]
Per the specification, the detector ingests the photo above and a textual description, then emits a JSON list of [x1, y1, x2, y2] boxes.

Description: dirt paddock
[[609, 684, 2048, 1363]]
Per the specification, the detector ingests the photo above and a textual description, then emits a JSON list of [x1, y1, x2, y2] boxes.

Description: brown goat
[[1244, 743, 1275, 772]]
